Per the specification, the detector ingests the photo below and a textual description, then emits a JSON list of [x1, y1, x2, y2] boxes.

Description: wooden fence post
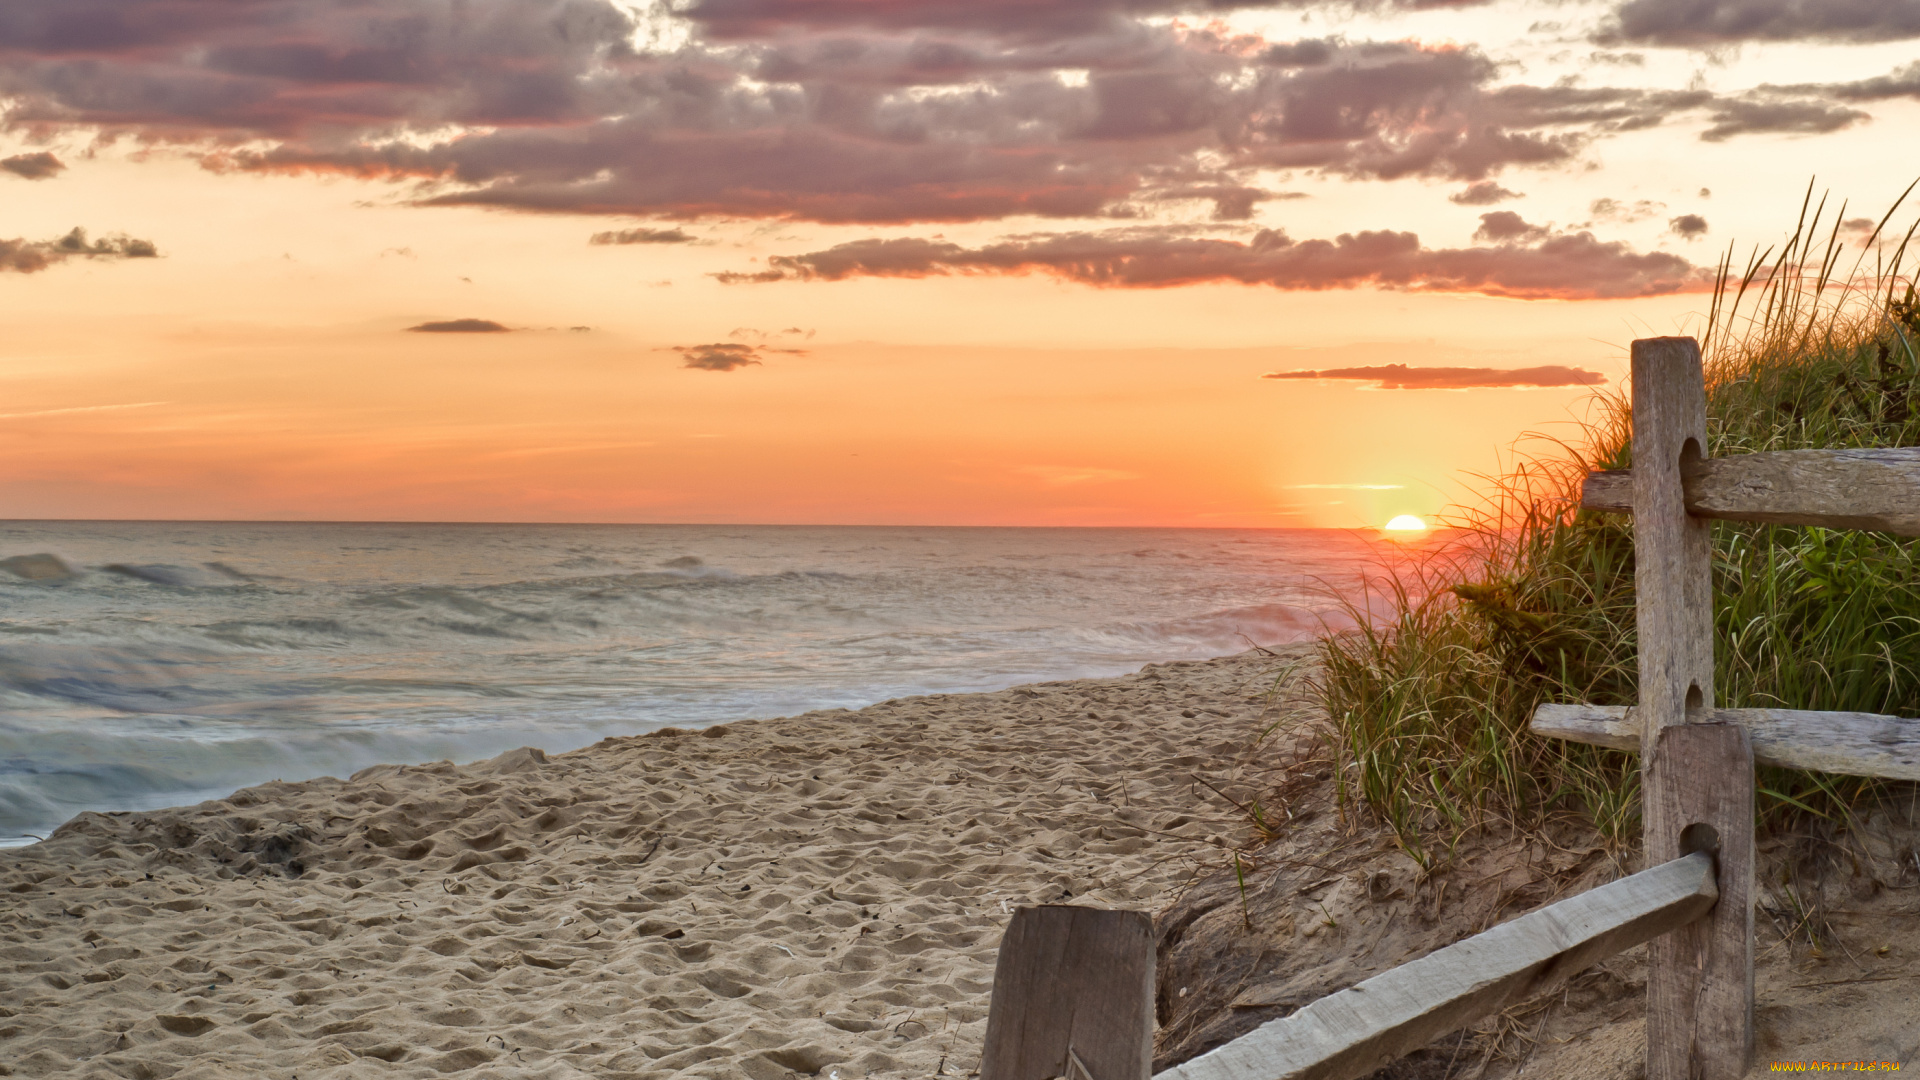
[[980, 906, 1154, 1080], [1645, 724, 1755, 1080], [1632, 336, 1753, 1079], [1631, 337, 1714, 755]]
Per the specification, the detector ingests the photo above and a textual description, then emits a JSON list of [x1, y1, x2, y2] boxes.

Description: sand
[[7, 645, 1918, 1080], [0, 651, 1290, 1080]]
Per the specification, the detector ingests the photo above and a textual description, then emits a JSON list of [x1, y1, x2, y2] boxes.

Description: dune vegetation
[[1313, 183, 1920, 867]]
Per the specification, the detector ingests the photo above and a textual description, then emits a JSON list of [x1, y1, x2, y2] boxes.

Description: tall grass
[[1316, 182, 1920, 866]]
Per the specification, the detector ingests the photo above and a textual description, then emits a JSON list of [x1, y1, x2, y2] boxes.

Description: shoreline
[[0, 648, 1299, 1079], [0, 520, 1380, 849]]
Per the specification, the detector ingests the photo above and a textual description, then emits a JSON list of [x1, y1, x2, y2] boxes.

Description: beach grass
[[1312, 181, 1920, 866]]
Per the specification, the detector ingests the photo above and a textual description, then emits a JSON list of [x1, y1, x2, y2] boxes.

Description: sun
[[1383, 514, 1427, 532]]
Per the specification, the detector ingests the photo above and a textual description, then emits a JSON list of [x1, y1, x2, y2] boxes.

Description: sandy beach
[[0, 651, 1289, 1079], [6, 645, 1919, 1080]]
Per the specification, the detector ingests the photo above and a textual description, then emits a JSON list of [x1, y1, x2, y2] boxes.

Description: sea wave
[[0, 521, 1390, 841]]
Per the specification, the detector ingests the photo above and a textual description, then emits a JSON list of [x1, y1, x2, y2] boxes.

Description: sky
[[3, 0, 1918, 529]]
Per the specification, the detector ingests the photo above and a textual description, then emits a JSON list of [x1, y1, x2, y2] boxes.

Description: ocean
[[0, 521, 1392, 844]]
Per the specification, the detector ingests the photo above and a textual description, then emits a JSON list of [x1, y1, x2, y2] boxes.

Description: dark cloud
[[1821, 61, 1920, 101], [0, 227, 157, 273], [1669, 213, 1709, 239], [677, 0, 1475, 39], [590, 227, 698, 245], [1261, 363, 1607, 389], [407, 318, 510, 333], [1725, 64, 1920, 136], [674, 343, 763, 371], [0, 0, 639, 135], [1215, 43, 1590, 181], [719, 225, 1704, 300], [1480, 84, 1714, 134], [0, 0, 1889, 228], [681, 0, 1228, 38], [1473, 210, 1549, 242], [1450, 181, 1521, 205], [1699, 96, 1869, 141], [371, 36, 1587, 219], [193, 31, 1605, 224], [0, 5, 1691, 224], [1, 151, 64, 179], [1599, 0, 1920, 45]]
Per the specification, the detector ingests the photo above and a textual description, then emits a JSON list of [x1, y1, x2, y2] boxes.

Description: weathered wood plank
[[1531, 702, 1920, 780], [1150, 852, 1719, 1080], [1580, 448, 1920, 537], [1582, 469, 1634, 513], [1630, 336, 1743, 1080], [980, 906, 1154, 1080], [1645, 724, 1754, 1080], [1531, 702, 1642, 751]]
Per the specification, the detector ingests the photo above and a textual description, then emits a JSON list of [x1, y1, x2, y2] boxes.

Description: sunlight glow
[[1384, 514, 1427, 532]]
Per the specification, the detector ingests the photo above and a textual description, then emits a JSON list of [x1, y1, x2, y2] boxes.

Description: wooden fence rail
[[1148, 850, 1719, 1080], [1533, 703, 1920, 780], [1580, 446, 1920, 536]]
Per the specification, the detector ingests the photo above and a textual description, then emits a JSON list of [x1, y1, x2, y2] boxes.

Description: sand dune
[[0, 652, 1288, 1079]]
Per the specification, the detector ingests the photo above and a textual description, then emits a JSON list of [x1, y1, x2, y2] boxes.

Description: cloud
[[1473, 210, 1549, 243], [1599, 0, 1920, 44], [0, 227, 158, 273], [590, 227, 698, 245], [1479, 83, 1714, 136], [0, 0, 639, 134], [1699, 96, 1869, 141], [718, 225, 1705, 300], [1588, 197, 1666, 223], [1450, 181, 1521, 205], [673, 343, 765, 371], [406, 318, 510, 333], [1, 151, 65, 179], [1669, 213, 1709, 239], [0, 0, 1890, 231], [1821, 61, 1920, 101], [1148, 184, 1301, 221], [1261, 363, 1608, 389], [678, 0, 1479, 39], [0, 4, 1691, 225]]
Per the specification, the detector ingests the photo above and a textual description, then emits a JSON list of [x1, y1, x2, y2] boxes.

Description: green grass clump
[[1316, 182, 1920, 866]]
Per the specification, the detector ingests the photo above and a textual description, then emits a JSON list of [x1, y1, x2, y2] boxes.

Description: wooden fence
[[976, 337, 1919, 1080]]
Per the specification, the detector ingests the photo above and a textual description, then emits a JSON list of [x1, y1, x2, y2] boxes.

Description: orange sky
[[3, 2, 1916, 528]]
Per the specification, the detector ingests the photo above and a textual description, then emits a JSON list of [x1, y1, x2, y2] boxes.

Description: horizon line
[[0, 517, 1388, 532]]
